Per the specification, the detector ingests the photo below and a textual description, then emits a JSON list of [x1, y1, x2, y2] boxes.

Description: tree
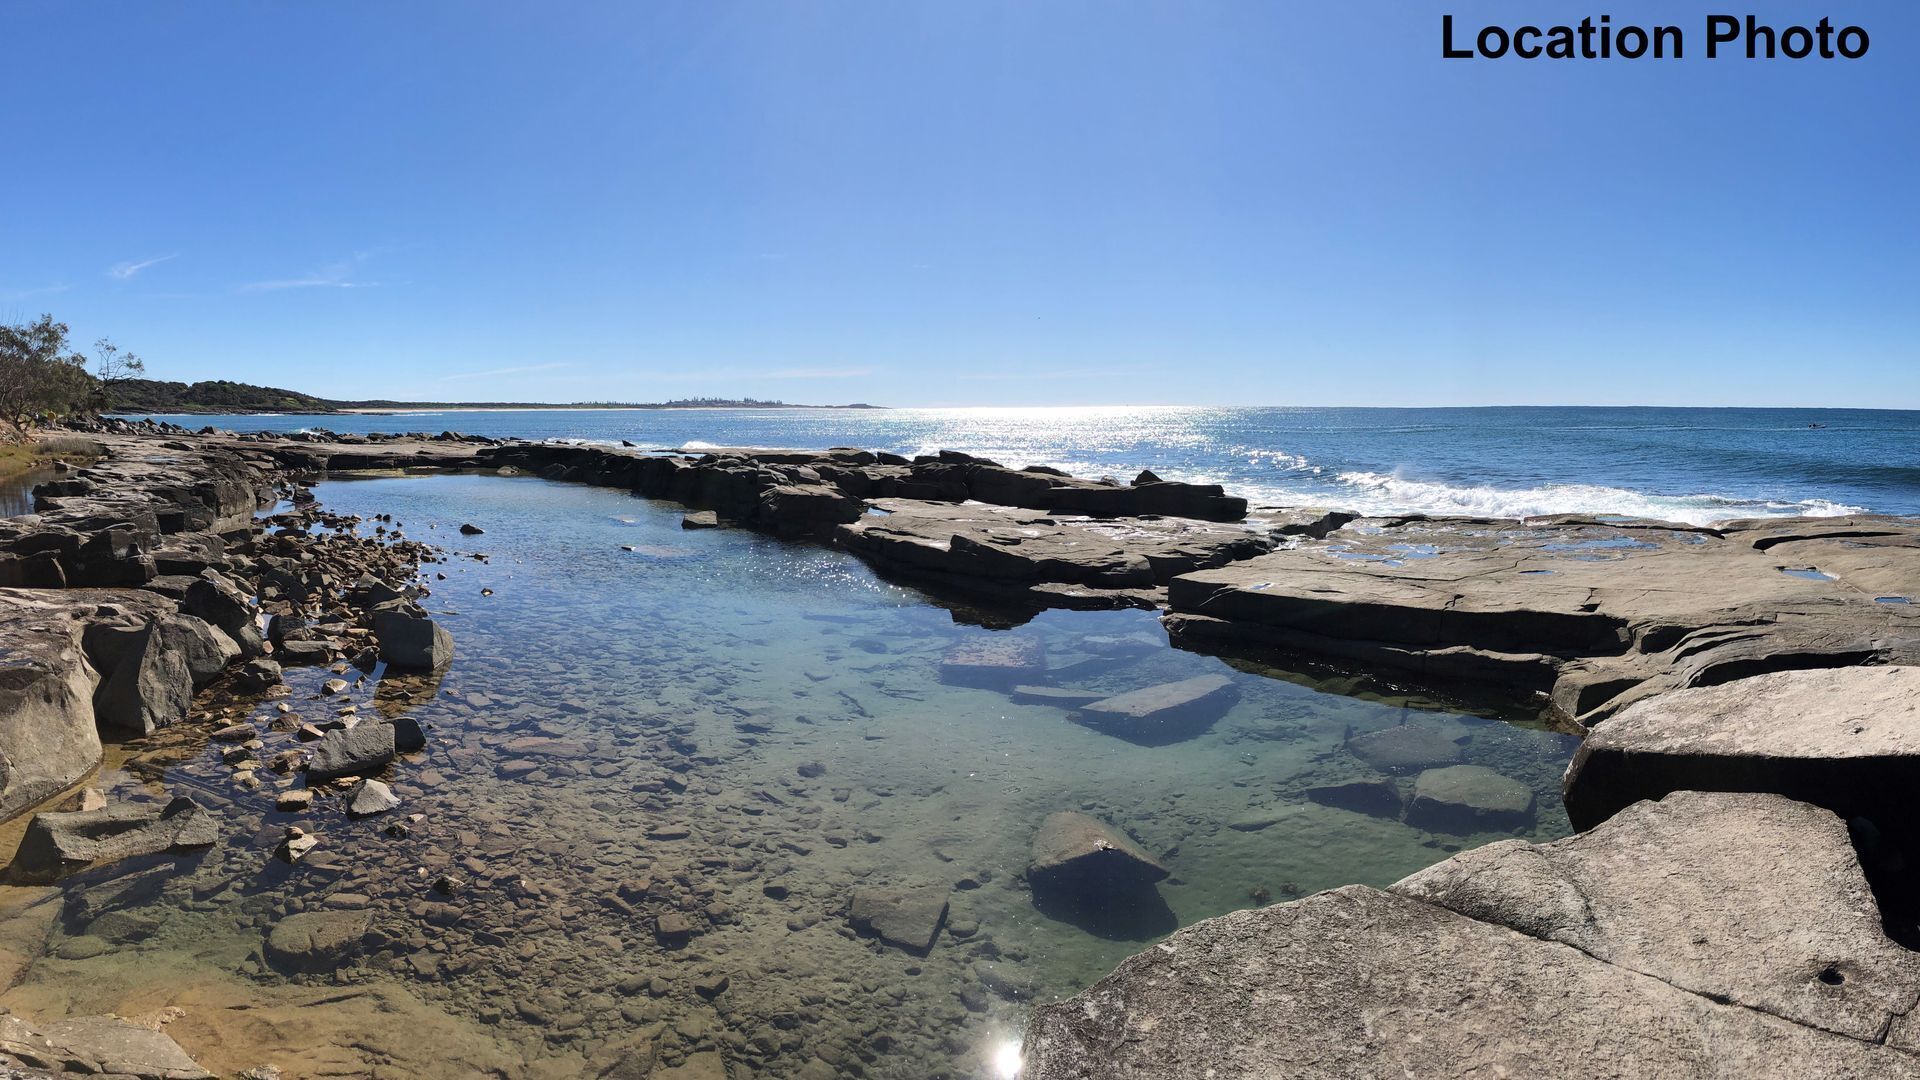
[[0, 315, 93, 438], [87, 337, 145, 413]]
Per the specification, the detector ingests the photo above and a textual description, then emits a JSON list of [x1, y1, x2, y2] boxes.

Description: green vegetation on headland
[[109, 384, 884, 414], [2, 313, 881, 427]]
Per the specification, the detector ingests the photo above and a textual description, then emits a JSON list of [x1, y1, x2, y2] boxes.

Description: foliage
[[88, 338, 146, 411], [109, 378, 336, 414], [0, 315, 93, 438]]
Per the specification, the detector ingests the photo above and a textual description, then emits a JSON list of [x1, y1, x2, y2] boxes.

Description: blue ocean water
[[126, 405, 1919, 525]]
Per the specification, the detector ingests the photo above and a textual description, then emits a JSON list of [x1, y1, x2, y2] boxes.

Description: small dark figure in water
[[1249, 885, 1272, 905], [1278, 881, 1302, 897]]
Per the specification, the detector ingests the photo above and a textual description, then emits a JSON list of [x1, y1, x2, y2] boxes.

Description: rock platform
[[1166, 513, 1920, 725]]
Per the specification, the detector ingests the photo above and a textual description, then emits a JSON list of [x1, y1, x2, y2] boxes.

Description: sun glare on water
[[992, 1038, 1024, 1078]]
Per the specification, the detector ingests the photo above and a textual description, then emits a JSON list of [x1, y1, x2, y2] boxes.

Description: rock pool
[[0, 473, 1578, 1078]]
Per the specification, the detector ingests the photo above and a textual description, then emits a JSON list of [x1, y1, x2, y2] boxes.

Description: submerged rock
[[1027, 811, 1174, 939], [1076, 673, 1237, 743], [1404, 764, 1536, 834], [266, 909, 372, 973], [373, 610, 453, 671], [1304, 775, 1402, 818], [848, 886, 950, 956], [1344, 724, 1464, 774], [939, 637, 1046, 689], [1008, 685, 1107, 708], [9, 796, 216, 882]]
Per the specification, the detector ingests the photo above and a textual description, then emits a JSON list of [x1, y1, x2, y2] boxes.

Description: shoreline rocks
[[1027, 789, 1920, 1078], [1562, 665, 1920, 831]]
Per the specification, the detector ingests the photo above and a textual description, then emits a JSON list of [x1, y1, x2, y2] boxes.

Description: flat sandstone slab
[[1563, 666, 1920, 830], [1023, 884, 1920, 1080]]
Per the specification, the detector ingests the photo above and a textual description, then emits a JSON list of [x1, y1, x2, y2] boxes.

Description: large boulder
[[1075, 673, 1237, 743], [1396, 791, 1920, 1046], [1563, 666, 1920, 831], [373, 611, 453, 671], [0, 597, 103, 824], [166, 613, 240, 686], [1024, 884, 1920, 1079], [848, 886, 950, 955], [306, 723, 397, 783], [182, 569, 263, 657], [9, 796, 217, 882]]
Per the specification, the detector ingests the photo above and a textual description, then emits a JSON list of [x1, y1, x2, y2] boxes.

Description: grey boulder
[[346, 778, 401, 817], [306, 723, 397, 783], [1024, 883, 1920, 1079]]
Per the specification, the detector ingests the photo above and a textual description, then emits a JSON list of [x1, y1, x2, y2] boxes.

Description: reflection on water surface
[[3, 474, 1578, 1078]]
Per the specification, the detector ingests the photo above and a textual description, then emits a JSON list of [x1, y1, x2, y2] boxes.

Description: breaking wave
[[1325, 471, 1866, 527]]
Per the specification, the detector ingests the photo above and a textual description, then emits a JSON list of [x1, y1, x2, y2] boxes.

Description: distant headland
[[109, 379, 883, 414]]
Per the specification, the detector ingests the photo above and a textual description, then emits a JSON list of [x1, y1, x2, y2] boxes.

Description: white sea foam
[[1325, 471, 1865, 527]]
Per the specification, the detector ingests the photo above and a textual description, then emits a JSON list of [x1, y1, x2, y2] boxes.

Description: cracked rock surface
[[1027, 788, 1920, 1077]]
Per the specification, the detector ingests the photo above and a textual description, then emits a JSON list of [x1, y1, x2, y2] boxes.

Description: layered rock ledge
[[1165, 513, 1920, 724]]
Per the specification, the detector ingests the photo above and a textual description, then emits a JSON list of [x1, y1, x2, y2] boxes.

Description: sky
[[1, 1, 1915, 408]]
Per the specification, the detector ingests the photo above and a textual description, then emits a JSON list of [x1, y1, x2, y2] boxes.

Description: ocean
[[127, 405, 1920, 525]]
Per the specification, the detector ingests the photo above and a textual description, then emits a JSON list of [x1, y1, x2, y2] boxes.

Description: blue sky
[[2, 1, 1914, 408]]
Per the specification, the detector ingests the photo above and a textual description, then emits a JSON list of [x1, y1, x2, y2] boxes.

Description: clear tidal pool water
[[1, 474, 1579, 1078]]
